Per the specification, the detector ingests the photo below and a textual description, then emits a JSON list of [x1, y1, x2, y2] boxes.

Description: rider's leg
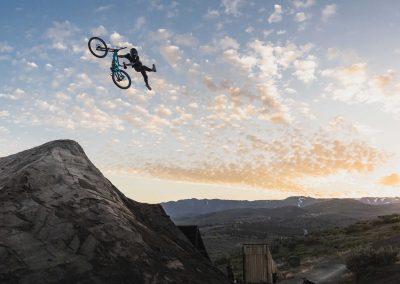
[[141, 71, 151, 90], [141, 65, 153, 72]]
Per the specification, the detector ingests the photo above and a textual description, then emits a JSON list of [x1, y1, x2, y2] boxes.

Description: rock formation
[[0, 140, 229, 284]]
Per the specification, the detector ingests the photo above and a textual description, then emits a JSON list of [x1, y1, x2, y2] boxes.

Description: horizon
[[1, 1, 400, 203]]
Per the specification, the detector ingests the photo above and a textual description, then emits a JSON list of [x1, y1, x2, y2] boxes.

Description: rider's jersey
[[123, 54, 141, 65], [122, 53, 143, 71]]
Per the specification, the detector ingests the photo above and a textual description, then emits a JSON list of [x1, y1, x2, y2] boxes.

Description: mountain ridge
[[162, 196, 400, 219], [0, 139, 229, 284]]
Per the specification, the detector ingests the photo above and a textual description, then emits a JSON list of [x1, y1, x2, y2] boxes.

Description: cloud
[[94, 5, 113, 13], [292, 0, 315, 9], [0, 42, 13, 53], [160, 45, 183, 70], [27, 61, 38, 68], [0, 126, 9, 134], [293, 55, 318, 83], [174, 33, 199, 47], [46, 21, 80, 51], [135, 16, 146, 31], [109, 32, 132, 47], [223, 49, 257, 72], [111, 122, 387, 195], [155, 104, 173, 117], [204, 9, 220, 19], [90, 25, 108, 37], [295, 12, 307, 22], [322, 4, 337, 22], [321, 63, 400, 118], [219, 36, 240, 50], [0, 110, 10, 117], [379, 173, 400, 186], [221, 0, 244, 17], [151, 28, 174, 41], [268, 5, 283, 23]]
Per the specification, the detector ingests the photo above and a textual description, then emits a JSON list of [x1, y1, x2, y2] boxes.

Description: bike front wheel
[[112, 70, 131, 89], [88, 37, 108, 58]]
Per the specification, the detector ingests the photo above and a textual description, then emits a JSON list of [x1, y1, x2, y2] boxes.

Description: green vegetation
[[209, 214, 400, 278], [346, 246, 399, 278]]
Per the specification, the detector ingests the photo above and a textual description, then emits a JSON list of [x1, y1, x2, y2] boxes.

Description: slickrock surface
[[0, 140, 229, 284]]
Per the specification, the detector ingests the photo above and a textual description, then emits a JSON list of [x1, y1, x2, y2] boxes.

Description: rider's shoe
[[152, 64, 157, 72], [146, 84, 152, 91]]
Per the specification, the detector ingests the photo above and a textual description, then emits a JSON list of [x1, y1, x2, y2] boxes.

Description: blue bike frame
[[110, 49, 125, 80]]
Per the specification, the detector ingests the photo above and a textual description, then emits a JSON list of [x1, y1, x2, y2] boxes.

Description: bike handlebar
[[108, 46, 127, 52]]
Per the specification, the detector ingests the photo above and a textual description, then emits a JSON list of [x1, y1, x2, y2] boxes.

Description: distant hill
[[161, 196, 322, 218], [170, 199, 400, 264], [161, 197, 400, 219]]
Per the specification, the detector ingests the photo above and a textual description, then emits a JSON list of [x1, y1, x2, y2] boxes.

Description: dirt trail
[[280, 257, 350, 284]]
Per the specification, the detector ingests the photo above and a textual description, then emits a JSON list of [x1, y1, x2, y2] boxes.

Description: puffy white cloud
[[221, 0, 244, 17], [268, 5, 283, 23], [0, 42, 13, 53], [155, 104, 173, 117], [322, 4, 337, 22], [223, 49, 257, 72], [293, 56, 318, 83], [46, 21, 80, 51], [219, 36, 240, 50], [27, 61, 38, 68], [295, 12, 307, 22], [160, 45, 183, 69], [174, 33, 198, 47], [323, 63, 400, 119], [204, 9, 220, 19], [0, 126, 9, 134], [90, 25, 108, 37], [109, 32, 132, 47], [292, 0, 315, 9], [0, 110, 10, 117], [151, 28, 174, 41], [0, 93, 18, 100], [322, 63, 368, 87]]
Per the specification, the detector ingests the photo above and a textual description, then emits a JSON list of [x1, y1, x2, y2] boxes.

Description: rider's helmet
[[130, 48, 138, 58]]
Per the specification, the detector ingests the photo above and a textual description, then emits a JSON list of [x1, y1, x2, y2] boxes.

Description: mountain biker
[[118, 48, 156, 90]]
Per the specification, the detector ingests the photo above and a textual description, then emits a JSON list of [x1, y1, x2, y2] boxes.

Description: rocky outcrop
[[0, 140, 229, 284]]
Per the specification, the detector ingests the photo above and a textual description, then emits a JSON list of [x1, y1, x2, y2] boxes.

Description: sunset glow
[[0, 1, 399, 202]]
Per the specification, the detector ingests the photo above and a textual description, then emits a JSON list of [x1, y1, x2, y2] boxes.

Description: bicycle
[[88, 37, 132, 89]]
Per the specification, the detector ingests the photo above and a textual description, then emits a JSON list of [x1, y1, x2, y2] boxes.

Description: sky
[[0, 0, 400, 203]]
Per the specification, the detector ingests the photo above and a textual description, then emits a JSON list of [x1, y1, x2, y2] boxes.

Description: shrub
[[346, 246, 399, 277], [287, 256, 301, 268]]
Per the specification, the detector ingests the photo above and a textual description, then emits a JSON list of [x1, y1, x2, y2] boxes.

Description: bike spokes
[[112, 70, 131, 89], [88, 37, 108, 58]]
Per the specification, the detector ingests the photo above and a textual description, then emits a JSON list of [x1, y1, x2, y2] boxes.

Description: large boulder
[[0, 140, 229, 284]]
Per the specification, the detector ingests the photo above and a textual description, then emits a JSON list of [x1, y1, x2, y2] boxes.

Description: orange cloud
[[380, 173, 400, 186], [105, 124, 388, 195]]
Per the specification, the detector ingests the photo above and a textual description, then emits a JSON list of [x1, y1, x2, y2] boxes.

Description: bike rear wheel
[[88, 37, 108, 58], [112, 70, 131, 89]]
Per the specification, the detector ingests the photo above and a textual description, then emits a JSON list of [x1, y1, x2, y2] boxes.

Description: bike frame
[[96, 45, 126, 79], [110, 50, 122, 76]]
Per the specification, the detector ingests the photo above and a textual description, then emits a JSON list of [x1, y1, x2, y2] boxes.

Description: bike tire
[[88, 37, 108, 58], [112, 70, 131, 89]]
